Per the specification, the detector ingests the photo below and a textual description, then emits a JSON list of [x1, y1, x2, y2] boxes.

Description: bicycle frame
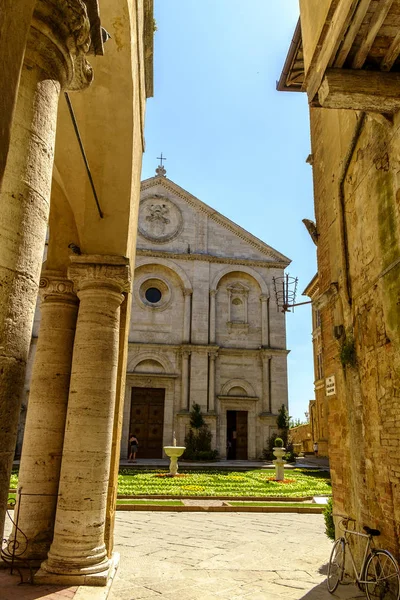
[[341, 525, 374, 585]]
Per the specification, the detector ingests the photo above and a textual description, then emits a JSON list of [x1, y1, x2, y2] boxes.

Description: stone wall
[[310, 107, 400, 557], [289, 423, 312, 454]]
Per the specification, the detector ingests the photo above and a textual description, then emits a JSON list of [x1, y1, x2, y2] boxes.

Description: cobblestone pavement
[[109, 512, 363, 600]]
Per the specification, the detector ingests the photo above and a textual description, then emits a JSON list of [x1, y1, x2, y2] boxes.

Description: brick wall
[[310, 107, 400, 558]]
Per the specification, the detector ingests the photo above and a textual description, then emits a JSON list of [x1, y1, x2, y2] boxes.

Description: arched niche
[[127, 353, 174, 374], [135, 257, 192, 294], [211, 265, 269, 297], [220, 378, 256, 397]]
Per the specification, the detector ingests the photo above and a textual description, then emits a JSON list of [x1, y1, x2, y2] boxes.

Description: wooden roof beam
[[319, 68, 400, 112], [381, 29, 400, 72], [352, 0, 394, 69], [334, 0, 372, 68], [305, 0, 359, 102]]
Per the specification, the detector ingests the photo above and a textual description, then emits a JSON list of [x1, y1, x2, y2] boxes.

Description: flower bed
[[117, 468, 331, 498]]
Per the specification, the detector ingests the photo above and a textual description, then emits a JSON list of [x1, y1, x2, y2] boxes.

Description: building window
[[231, 297, 244, 323], [227, 282, 249, 328], [138, 277, 171, 309], [145, 287, 162, 304], [313, 308, 321, 330], [317, 351, 323, 380]]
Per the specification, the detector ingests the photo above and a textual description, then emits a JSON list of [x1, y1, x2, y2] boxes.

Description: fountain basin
[[164, 446, 185, 476], [164, 446, 185, 458]]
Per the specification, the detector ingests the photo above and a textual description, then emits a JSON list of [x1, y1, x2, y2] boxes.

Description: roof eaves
[[276, 19, 303, 92]]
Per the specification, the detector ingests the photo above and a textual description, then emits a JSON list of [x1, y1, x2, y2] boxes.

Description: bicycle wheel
[[365, 550, 400, 600], [327, 537, 345, 593]]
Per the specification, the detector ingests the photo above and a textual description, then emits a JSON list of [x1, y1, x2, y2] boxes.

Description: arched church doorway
[[130, 388, 165, 458], [227, 410, 248, 460]]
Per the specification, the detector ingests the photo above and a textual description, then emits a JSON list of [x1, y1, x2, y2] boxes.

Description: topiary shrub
[[183, 403, 219, 461], [323, 497, 335, 540], [274, 437, 284, 448], [262, 433, 284, 460]]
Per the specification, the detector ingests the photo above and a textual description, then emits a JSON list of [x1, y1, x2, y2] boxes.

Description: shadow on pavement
[[299, 579, 364, 599]]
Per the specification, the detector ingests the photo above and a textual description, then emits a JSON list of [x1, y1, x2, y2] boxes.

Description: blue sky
[[141, 1, 316, 421]]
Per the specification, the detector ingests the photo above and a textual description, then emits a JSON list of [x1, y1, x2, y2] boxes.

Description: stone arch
[[127, 353, 174, 374], [135, 257, 192, 294], [211, 265, 269, 296], [221, 378, 256, 397]]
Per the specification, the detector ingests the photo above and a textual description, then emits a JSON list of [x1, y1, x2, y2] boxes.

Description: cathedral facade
[[120, 169, 290, 460]]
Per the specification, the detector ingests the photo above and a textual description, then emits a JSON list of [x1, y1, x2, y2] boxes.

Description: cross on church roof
[[155, 152, 167, 177], [157, 152, 167, 166]]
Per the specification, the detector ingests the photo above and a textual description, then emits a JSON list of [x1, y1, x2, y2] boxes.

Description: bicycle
[[327, 515, 400, 599]]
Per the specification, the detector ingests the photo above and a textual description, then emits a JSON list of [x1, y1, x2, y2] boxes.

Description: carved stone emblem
[[138, 197, 183, 243], [146, 204, 170, 225]]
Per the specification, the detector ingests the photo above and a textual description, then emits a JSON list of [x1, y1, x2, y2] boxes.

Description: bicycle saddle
[[363, 526, 381, 536]]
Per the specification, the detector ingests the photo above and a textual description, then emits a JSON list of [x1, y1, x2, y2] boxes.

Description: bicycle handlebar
[[332, 514, 356, 531]]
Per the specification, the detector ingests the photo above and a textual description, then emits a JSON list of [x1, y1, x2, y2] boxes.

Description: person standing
[[129, 433, 139, 462], [313, 441, 318, 457]]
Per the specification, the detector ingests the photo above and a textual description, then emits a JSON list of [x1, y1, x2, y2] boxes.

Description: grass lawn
[[117, 468, 331, 498], [117, 499, 183, 506], [228, 501, 319, 508]]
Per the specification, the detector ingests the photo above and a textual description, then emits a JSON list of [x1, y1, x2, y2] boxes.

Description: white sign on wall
[[325, 375, 336, 397]]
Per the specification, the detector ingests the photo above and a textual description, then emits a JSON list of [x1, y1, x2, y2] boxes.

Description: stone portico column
[[37, 256, 130, 586], [260, 295, 269, 347], [208, 352, 217, 412], [181, 350, 191, 411], [261, 351, 272, 413], [183, 289, 192, 343], [13, 272, 78, 560], [209, 290, 217, 344], [0, 0, 93, 535]]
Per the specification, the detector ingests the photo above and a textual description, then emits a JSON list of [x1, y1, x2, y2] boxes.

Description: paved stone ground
[[2, 510, 363, 600], [109, 512, 363, 600]]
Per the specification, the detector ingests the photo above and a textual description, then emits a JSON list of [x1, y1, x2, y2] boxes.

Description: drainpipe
[[338, 112, 367, 308]]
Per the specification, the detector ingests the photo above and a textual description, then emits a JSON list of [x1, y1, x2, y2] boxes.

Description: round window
[[138, 277, 171, 310], [145, 287, 162, 304]]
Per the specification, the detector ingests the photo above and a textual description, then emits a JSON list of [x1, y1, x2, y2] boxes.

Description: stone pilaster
[[181, 349, 191, 411], [208, 351, 218, 412], [209, 290, 217, 344], [183, 289, 192, 343], [261, 351, 272, 413], [0, 0, 93, 536], [36, 256, 130, 585], [12, 271, 78, 561], [260, 295, 269, 347]]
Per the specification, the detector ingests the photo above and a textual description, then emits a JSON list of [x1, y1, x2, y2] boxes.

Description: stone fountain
[[164, 431, 185, 476], [273, 445, 286, 481]]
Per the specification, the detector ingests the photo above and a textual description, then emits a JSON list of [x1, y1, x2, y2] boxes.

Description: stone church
[[20, 166, 291, 462], [120, 166, 290, 460]]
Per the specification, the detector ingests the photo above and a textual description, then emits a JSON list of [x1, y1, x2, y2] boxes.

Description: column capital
[[181, 349, 191, 358], [210, 289, 218, 298], [208, 351, 218, 360], [183, 288, 193, 297], [261, 350, 272, 361], [260, 294, 269, 302], [39, 270, 77, 304], [68, 255, 131, 295], [29, 0, 95, 90]]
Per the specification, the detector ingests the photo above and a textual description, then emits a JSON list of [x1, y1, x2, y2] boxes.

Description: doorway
[[130, 388, 165, 458], [227, 410, 248, 460]]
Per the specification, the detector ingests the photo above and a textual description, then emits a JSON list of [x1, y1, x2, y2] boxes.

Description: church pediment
[[139, 175, 290, 266]]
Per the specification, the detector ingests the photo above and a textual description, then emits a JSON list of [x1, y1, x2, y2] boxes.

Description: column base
[[34, 551, 119, 587]]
